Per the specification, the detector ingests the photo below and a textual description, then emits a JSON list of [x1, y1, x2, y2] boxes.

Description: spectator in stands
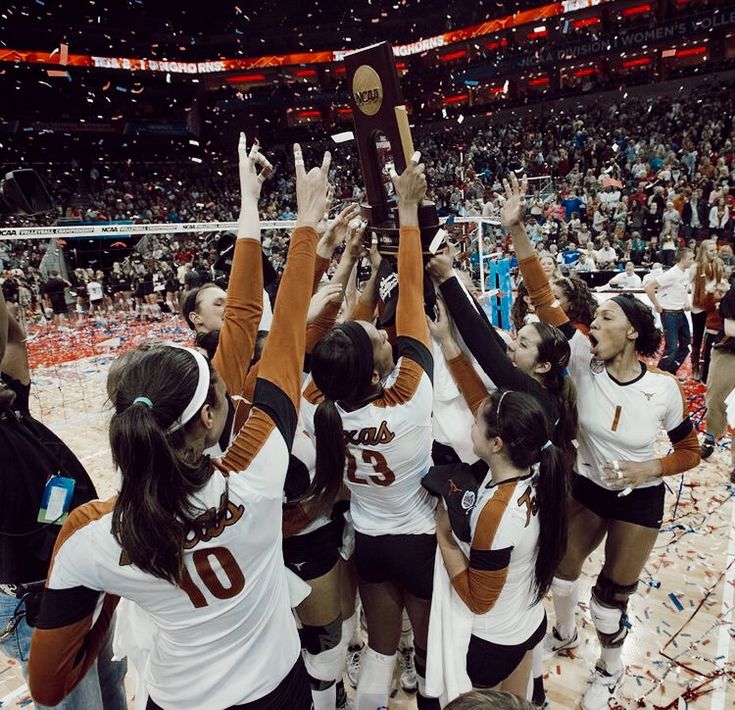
[[597, 262, 642, 291]]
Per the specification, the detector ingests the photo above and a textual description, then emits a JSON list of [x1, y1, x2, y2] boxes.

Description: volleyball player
[[27, 144, 330, 710], [427, 308, 568, 698], [503, 173, 700, 710], [301, 154, 440, 710]]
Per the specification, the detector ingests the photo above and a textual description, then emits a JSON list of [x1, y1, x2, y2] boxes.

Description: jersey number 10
[[180, 547, 246, 608]]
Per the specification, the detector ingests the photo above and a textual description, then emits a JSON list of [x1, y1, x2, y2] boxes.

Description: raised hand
[[426, 242, 457, 285], [390, 151, 427, 208], [294, 143, 332, 229], [307, 283, 343, 325], [238, 133, 272, 206], [500, 172, 528, 229], [426, 297, 454, 344]]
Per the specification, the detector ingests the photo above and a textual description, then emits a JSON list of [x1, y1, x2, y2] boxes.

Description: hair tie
[[560, 368, 569, 379], [133, 396, 153, 409], [541, 440, 553, 451]]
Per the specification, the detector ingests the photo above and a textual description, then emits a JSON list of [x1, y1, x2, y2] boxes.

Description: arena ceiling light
[[331, 131, 355, 143]]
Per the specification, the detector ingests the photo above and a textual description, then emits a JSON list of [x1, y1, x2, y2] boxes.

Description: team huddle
[[24, 137, 707, 710]]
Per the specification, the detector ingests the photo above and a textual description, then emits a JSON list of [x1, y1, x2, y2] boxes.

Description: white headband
[[167, 345, 211, 433]]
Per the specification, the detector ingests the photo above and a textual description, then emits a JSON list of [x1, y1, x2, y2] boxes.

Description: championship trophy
[[345, 42, 441, 323]]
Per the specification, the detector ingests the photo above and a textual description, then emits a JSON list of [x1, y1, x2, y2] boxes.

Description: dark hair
[[530, 322, 578, 469], [444, 690, 535, 710], [0, 381, 16, 412], [554, 276, 596, 327], [308, 328, 374, 506], [480, 390, 568, 603], [616, 292, 662, 357], [511, 281, 532, 333], [194, 329, 220, 360], [109, 346, 218, 584], [181, 283, 220, 330]]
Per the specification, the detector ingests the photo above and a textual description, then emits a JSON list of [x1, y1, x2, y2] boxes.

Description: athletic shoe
[[541, 626, 579, 660], [346, 643, 363, 689], [581, 662, 624, 710], [398, 645, 418, 693], [701, 439, 715, 460]]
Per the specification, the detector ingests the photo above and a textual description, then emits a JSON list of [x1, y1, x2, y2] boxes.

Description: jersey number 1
[[180, 547, 245, 608]]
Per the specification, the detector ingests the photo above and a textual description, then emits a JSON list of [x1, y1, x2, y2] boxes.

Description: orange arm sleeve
[[256, 226, 317, 408], [450, 490, 514, 615], [350, 294, 376, 323], [518, 255, 570, 328], [30, 595, 119, 707], [446, 353, 489, 415], [659, 426, 701, 476], [305, 300, 340, 355], [212, 239, 263, 398], [396, 225, 430, 347]]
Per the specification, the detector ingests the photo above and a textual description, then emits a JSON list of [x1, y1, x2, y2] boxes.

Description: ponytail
[[308, 327, 374, 509], [551, 373, 578, 473], [309, 398, 347, 505], [533, 442, 569, 602], [109, 345, 216, 585]]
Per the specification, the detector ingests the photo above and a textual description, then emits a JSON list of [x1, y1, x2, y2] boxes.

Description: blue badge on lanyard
[[37, 475, 76, 525]]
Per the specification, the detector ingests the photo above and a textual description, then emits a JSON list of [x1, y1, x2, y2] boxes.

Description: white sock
[[311, 683, 336, 710], [532, 642, 544, 678], [599, 645, 624, 675], [551, 576, 579, 640], [357, 647, 396, 710]]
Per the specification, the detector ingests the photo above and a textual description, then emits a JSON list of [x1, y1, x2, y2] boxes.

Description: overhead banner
[[497, 8, 732, 74], [123, 121, 188, 136], [0, 0, 613, 75]]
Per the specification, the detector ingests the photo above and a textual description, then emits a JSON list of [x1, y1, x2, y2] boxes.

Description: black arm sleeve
[[439, 276, 537, 392]]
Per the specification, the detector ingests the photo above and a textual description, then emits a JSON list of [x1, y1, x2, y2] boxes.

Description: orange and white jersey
[[34, 461, 298, 710], [569, 332, 689, 489], [29, 225, 318, 710], [454, 471, 544, 645], [302, 336, 436, 536]]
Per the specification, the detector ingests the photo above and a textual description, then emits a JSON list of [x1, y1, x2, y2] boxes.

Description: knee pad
[[301, 616, 344, 683], [551, 576, 578, 599], [590, 574, 637, 648]]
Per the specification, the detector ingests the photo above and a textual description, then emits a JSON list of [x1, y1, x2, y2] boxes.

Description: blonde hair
[[692, 240, 724, 308], [444, 690, 536, 710]]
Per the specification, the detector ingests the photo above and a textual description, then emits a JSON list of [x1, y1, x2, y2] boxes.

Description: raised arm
[[313, 202, 360, 292], [428, 248, 530, 391], [212, 135, 271, 397], [393, 155, 430, 350], [349, 236, 382, 323], [428, 299, 488, 415], [501, 174, 572, 331], [220, 145, 327, 472]]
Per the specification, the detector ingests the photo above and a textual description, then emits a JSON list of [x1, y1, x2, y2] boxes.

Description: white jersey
[[302, 340, 436, 536], [32, 412, 300, 710], [653, 264, 690, 310], [569, 329, 688, 490], [87, 281, 103, 301], [456, 472, 544, 645]]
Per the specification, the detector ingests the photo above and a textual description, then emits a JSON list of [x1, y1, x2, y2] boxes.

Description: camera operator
[[0, 287, 127, 708]]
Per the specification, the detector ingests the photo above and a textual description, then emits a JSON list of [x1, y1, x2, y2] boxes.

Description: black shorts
[[282, 519, 341, 581], [355, 531, 436, 601], [146, 656, 310, 710], [49, 297, 66, 314], [467, 615, 547, 688], [572, 474, 665, 529]]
